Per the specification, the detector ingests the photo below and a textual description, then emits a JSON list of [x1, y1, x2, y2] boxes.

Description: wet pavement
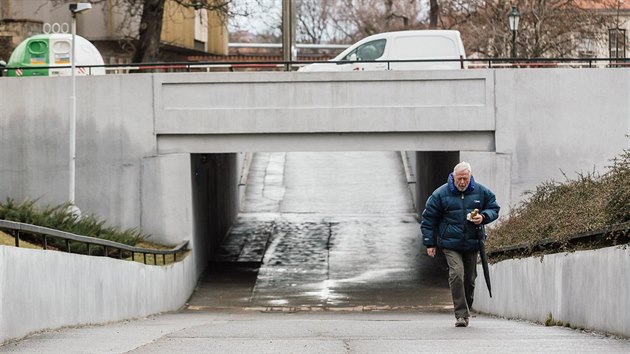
[[188, 151, 451, 311]]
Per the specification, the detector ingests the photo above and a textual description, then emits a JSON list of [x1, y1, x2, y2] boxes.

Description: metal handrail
[[0, 219, 188, 265], [487, 221, 630, 259], [2, 56, 629, 75]]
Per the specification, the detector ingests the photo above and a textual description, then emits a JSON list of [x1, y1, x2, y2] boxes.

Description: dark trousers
[[443, 249, 478, 319]]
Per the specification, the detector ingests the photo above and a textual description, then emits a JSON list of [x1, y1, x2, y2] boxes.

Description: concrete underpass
[[187, 150, 460, 310], [5, 151, 630, 353], [3, 69, 630, 347]]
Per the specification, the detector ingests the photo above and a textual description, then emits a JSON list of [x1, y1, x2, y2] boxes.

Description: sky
[[228, 0, 281, 36], [228, 0, 432, 40]]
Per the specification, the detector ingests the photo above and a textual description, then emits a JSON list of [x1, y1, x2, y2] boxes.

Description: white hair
[[453, 161, 472, 174]]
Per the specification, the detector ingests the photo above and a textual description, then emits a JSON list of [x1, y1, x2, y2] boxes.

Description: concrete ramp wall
[[473, 246, 630, 338], [0, 246, 197, 344]]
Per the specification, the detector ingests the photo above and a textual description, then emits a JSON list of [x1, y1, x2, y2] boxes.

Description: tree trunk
[[132, 0, 165, 64], [429, 0, 439, 29]]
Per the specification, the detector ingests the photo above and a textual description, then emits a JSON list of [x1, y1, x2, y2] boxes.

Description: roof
[[575, 0, 630, 9]]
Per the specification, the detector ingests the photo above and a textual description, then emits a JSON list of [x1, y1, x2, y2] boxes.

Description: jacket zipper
[[461, 193, 467, 245]]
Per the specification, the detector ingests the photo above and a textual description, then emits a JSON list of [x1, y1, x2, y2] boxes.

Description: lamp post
[[68, 3, 91, 216], [508, 5, 521, 60], [282, 0, 296, 71]]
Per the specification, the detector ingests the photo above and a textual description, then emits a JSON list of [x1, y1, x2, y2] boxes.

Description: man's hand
[[427, 247, 436, 257], [472, 213, 484, 225]]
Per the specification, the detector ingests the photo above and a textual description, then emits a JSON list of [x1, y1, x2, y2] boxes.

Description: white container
[[7, 33, 105, 77]]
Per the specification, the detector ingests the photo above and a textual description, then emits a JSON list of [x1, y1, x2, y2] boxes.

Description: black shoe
[[455, 317, 468, 327]]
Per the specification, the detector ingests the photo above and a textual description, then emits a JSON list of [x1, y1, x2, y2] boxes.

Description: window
[[609, 28, 626, 59], [342, 39, 386, 61], [577, 38, 595, 58]]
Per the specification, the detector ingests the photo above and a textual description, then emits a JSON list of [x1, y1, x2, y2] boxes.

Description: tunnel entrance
[[413, 151, 461, 215], [188, 151, 459, 310], [190, 153, 241, 276]]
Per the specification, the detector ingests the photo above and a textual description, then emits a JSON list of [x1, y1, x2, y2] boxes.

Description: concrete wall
[[152, 71, 494, 135], [0, 245, 197, 344], [473, 246, 630, 338], [493, 69, 630, 208], [154, 70, 496, 154], [0, 68, 629, 255], [411, 69, 628, 215], [141, 153, 192, 246], [0, 74, 156, 234], [0, 74, 242, 286]]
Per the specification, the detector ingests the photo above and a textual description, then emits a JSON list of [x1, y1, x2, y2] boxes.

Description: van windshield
[[341, 39, 386, 61]]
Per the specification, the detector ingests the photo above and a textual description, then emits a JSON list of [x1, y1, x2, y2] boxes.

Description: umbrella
[[477, 225, 492, 298]]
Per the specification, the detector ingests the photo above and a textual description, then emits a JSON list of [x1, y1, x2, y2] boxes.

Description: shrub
[[604, 148, 630, 224], [487, 143, 630, 256], [0, 198, 147, 247]]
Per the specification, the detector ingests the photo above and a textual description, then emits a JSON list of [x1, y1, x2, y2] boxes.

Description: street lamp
[[68, 2, 91, 216], [282, 0, 296, 71], [508, 5, 521, 60]]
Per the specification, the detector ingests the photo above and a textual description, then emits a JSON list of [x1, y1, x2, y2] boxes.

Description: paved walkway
[[1, 310, 629, 353], [192, 151, 451, 310]]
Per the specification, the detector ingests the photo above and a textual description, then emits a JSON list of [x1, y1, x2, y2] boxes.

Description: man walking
[[420, 162, 500, 327]]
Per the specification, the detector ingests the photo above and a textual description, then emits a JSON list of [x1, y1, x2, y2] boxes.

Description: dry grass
[[0, 230, 42, 249], [125, 241, 189, 265], [487, 144, 630, 256]]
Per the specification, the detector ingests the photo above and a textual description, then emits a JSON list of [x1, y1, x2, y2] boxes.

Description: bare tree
[[233, 0, 424, 45], [441, 0, 618, 58], [242, 0, 327, 43], [429, 0, 439, 29], [293, 0, 618, 58], [132, 0, 166, 63], [110, 0, 619, 61], [331, 0, 423, 41], [296, 0, 335, 44]]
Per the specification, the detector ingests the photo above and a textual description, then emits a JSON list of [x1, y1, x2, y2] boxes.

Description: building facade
[[0, 0, 227, 64]]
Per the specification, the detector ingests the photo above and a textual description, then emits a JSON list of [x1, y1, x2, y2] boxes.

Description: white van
[[299, 30, 466, 72]]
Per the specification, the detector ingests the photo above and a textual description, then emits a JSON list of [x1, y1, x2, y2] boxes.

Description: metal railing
[[0, 219, 188, 265], [487, 221, 630, 259], [80, 57, 630, 73], [1, 56, 629, 76]]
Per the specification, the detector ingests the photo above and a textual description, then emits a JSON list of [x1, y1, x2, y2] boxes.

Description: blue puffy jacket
[[421, 174, 500, 252]]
